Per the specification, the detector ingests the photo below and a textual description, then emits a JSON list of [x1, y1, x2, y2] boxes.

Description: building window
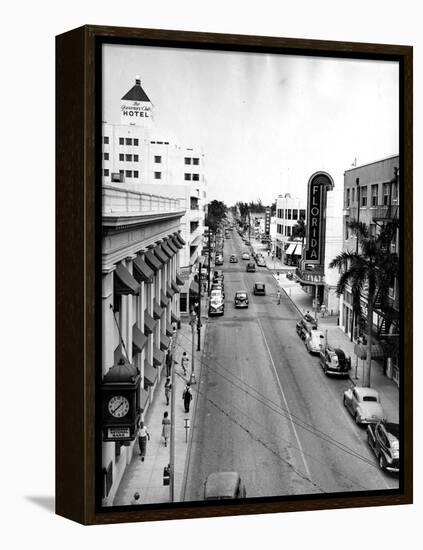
[[371, 184, 378, 206], [154, 172, 162, 179], [369, 223, 376, 237], [125, 154, 132, 162], [104, 169, 109, 177], [125, 138, 132, 145], [119, 170, 124, 178], [119, 153, 124, 161], [193, 158, 199, 165], [104, 152, 109, 161], [103, 136, 109, 144], [281, 209, 284, 219], [287, 226, 291, 237], [383, 183, 390, 206], [361, 187, 368, 207], [345, 220, 349, 240], [352, 188, 355, 204], [134, 154, 139, 162], [292, 209, 298, 220], [154, 155, 162, 163], [287, 210, 292, 220], [346, 188, 350, 207], [299, 209, 306, 220], [125, 170, 132, 178], [184, 173, 191, 181], [192, 173, 199, 181], [134, 138, 139, 146], [184, 157, 191, 165], [134, 170, 139, 178], [119, 137, 124, 145]]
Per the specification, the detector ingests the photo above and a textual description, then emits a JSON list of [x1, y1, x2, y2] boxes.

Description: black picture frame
[[56, 24, 413, 525]]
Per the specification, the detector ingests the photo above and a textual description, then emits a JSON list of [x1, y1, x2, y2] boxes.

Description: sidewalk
[[113, 314, 207, 506], [275, 273, 399, 423], [249, 237, 293, 272]]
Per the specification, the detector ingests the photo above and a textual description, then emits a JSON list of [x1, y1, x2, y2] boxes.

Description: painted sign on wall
[[304, 172, 334, 266]]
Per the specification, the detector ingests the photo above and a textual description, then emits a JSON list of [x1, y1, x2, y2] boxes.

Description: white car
[[242, 253, 250, 260], [343, 387, 386, 425], [305, 328, 325, 354], [208, 294, 224, 316]]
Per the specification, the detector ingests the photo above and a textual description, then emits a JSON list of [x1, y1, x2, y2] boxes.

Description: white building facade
[[275, 194, 306, 263]]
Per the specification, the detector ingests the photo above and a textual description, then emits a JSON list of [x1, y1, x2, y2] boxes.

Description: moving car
[[343, 387, 386, 425], [234, 291, 249, 308], [229, 254, 238, 263], [367, 421, 400, 472], [204, 472, 246, 500], [208, 292, 224, 316], [305, 328, 325, 354], [253, 282, 266, 295], [246, 262, 256, 272], [242, 252, 250, 260], [319, 346, 351, 376], [296, 317, 317, 340]]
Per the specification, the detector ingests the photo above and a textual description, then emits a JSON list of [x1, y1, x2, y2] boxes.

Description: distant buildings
[[275, 194, 306, 264]]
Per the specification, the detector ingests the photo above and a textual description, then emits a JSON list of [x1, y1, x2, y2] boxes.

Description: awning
[[153, 300, 163, 320], [114, 264, 140, 295], [166, 322, 174, 337], [190, 280, 199, 295], [292, 244, 302, 255], [161, 243, 174, 258], [160, 333, 170, 351], [285, 243, 296, 255], [167, 239, 178, 254], [171, 311, 179, 324], [176, 233, 186, 246], [172, 236, 183, 249], [166, 284, 175, 298], [354, 343, 387, 360], [176, 273, 184, 285], [132, 325, 147, 353], [154, 245, 169, 264], [171, 281, 180, 294], [153, 345, 164, 367], [144, 361, 157, 386], [160, 290, 170, 308], [191, 234, 202, 246], [145, 250, 162, 272], [139, 387, 149, 411], [133, 256, 154, 284], [144, 311, 156, 335]]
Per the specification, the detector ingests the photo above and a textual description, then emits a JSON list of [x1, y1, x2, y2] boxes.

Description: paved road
[[183, 229, 398, 501]]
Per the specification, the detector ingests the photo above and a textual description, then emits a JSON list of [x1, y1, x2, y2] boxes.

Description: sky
[[103, 44, 399, 207]]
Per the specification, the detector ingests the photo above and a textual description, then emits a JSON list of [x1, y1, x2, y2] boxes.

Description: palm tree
[[329, 220, 398, 387]]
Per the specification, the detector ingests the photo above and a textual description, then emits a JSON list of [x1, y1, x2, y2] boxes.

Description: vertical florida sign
[[304, 172, 334, 266], [265, 207, 271, 236]]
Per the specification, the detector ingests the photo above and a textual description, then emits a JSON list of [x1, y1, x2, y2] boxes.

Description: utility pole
[[169, 345, 176, 502], [207, 227, 212, 295], [314, 285, 319, 327], [190, 310, 196, 384], [197, 262, 202, 351]]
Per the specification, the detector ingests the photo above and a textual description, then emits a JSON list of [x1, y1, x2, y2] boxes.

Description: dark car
[[319, 346, 351, 376], [253, 282, 266, 295], [213, 270, 224, 282], [234, 291, 249, 308], [229, 254, 238, 263], [246, 262, 256, 272], [215, 255, 224, 266], [296, 317, 317, 340], [367, 421, 399, 472]]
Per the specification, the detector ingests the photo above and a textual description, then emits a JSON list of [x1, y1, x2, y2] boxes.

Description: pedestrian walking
[[165, 352, 172, 377], [161, 411, 171, 446], [183, 383, 193, 413], [137, 421, 150, 461], [130, 492, 141, 505], [277, 289, 281, 304], [181, 352, 189, 376], [164, 377, 172, 406]]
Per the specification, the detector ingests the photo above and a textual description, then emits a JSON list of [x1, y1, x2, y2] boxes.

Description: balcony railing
[[103, 185, 184, 215]]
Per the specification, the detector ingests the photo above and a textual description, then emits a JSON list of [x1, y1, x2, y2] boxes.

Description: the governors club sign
[[304, 172, 334, 266]]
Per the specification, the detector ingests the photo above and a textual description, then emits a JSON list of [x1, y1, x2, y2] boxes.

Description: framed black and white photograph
[[56, 25, 412, 525]]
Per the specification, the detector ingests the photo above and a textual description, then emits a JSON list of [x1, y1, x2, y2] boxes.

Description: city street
[[183, 229, 399, 500]]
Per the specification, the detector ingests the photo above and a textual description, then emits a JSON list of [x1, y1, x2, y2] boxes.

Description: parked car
[[204, 471, 246, 500], [242, 252, 250, 260], [246, 262, 256, 272], [343, 387, 386, 425], [213, 270, 224, 282], [253, 282, 266, 295], [319, 346, 351, 376], [305, 328, 325, 354], [296, 317, 317, 340], [229, 254, 238, 263], [211, 283, 225, 298], [367, 421, 400, 472], [234, 291, 249, 308], [256, 256, 266, 267], [215, 255, 224, 266], [208, 293, 225, 316]]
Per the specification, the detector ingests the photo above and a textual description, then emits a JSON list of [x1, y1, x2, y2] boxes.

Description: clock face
[[108, 395, 130, 418]]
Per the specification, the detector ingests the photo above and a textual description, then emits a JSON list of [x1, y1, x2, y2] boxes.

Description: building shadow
[[25, 495, 55, 513]]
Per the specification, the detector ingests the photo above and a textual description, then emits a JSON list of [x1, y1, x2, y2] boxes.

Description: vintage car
[[215, 254, 224, 266], [213, 270, 224, 282], [319, 346, 351, 376], [229, 254, 238, 263], [211, 282, 225, 298], [343, 387, 386, 425], [208, 292, 224, 316], [204, 472, 246, 500], [296, 318, 316, 340], [256, 256, 266, 267], [234, 291, 249, 308], [253, 282, 266, 296], [246, 262, 256, 272], [241, 252, 250, 260], [305, 328, 325, 354], [367, 421, 400, 472]]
